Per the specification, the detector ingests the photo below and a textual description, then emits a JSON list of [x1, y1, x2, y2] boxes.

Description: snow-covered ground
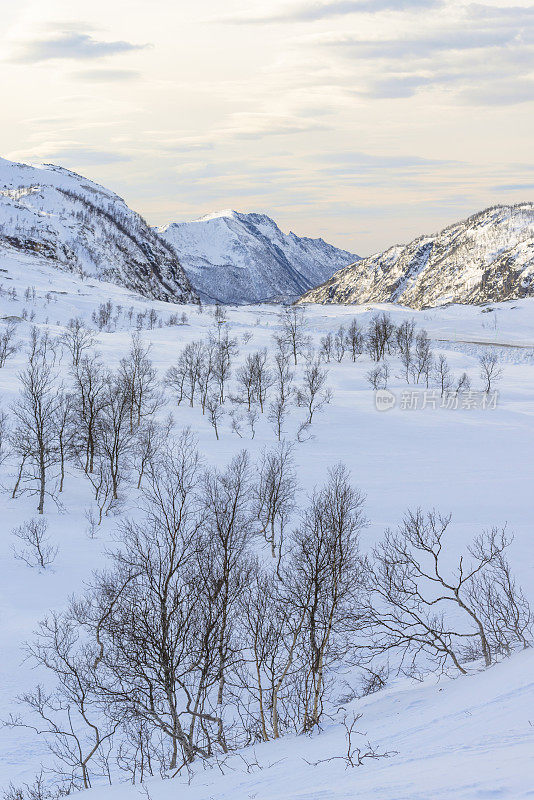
[[1, 252, 533, 799]]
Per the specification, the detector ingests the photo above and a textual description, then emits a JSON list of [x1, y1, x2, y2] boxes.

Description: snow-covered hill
[[0, 253, 533, 798], [299, 203, 534, 308], [157, 209, 358, 304], [0, 157, 198, 303]]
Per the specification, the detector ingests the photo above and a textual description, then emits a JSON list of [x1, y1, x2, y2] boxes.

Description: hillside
[[157, 209, 358, 303], [0, 244, 533, 798], [299, 203, 534, 308], [0, 157, 198, 303]]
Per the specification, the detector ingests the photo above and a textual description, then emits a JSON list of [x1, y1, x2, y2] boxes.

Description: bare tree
[[396, 319, 415, 382], [479, 352, 503, 393], [239, 568, 307, 741], [165, 341, 204, 407], [0, 321, 19, 367], [434, 354, 452, 395], [284, 465, 366, 731], [366, 313, 395, 362], [277, 307, 309, 366], [201, 451, 255, 752], [333, 325, 346, 362], [268, 349, 294, 441], [455, 371, 471, 393], [60, 319, 97, 367], [54, 390, 74, 493], [95, 371, 136, 500], [206, 393, 224, 440], [74, 432, 208, 769], [71, 354, 107, 474], [367, 509, 531, 675], [119, 334, 162, 430], [212, 329, 238, 404], [8, 615, 119, 789], [345, 319, 364, 362], [0, 408, 8, 466], [11, 332, 61, 513], [411, 329, 433, 386], [12, 518, 57, 570], [319, 332, 333, 363], [253, 442, 297, 559], [366, 362, 389, 390], [295, 358, 331, 425], [134, 417, 173, 489]]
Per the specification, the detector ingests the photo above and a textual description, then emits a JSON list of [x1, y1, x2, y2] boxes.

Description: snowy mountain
[[0, 157, 198, 303], [299, 203, 534, 308], [157, 209, 358, 304]]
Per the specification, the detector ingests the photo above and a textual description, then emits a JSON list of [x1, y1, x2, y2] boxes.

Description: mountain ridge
[[0, 157, 198, 304], [158, 210, 358, 304], [298, 203, 534, 308]]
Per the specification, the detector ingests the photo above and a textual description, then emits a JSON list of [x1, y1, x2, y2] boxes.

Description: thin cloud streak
[[225, 0, 443, 24], [13, 32, 149, 63]]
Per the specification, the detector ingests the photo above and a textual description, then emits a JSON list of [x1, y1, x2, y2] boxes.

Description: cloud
[[358, 74, 435, 98], [492, 184, 534, 192], [325, 30, 526, 60], [319, 151, 460, 169], [226, 0, 443, 24], [45, 148, 131, 165], [459, 79, 534, 106], [74, 69, 141, 81], [219, 112, 328, 140], [14, 32, 149, 63]]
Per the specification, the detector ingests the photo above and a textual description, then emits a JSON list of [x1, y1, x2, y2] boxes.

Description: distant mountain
[[0, 157, 198, 303], [299, 204, 534, 308], [157, 210, 358, 304]]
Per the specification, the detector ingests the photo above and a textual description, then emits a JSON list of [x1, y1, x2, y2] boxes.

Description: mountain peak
[[196, 208, 240, 222], [159, 210, 358, 304]]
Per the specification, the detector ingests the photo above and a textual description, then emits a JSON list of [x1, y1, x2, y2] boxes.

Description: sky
[[0, 0, 533, 255]]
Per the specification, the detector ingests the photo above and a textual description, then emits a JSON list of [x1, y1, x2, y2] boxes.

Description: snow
[[82, 650, 534, 800], [0, 250, 533, 799], [0, 157, 197, 304], [157, 210, 358, 304], [300, 203, 534, 308]]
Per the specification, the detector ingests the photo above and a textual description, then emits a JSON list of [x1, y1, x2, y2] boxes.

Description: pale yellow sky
[[1, 0, 533, 254]]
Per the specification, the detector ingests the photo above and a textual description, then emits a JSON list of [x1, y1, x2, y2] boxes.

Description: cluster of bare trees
[[90, 302, 187, 333], [315, 311, 502, 396], [7, 432, 531, 793], [2, 307, 331, 533], [165, 307, 331, 441], [5, 325, 163, 521]]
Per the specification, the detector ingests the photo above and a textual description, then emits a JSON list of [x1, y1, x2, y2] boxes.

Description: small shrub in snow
[[12, 518, 57, 570]]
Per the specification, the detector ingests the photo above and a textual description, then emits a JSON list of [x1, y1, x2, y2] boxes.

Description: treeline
[[318, 311, 502, 395]]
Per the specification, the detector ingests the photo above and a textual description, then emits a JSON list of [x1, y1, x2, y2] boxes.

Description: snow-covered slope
[[0, 157, 198, 303], [157, 209, 358, 304], [1, 263, 533, 797], [84, 648, 534, 800], [299, 203, 534, 308]]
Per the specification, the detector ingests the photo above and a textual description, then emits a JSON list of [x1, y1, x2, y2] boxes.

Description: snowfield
[[0, 251, 533, 799]]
